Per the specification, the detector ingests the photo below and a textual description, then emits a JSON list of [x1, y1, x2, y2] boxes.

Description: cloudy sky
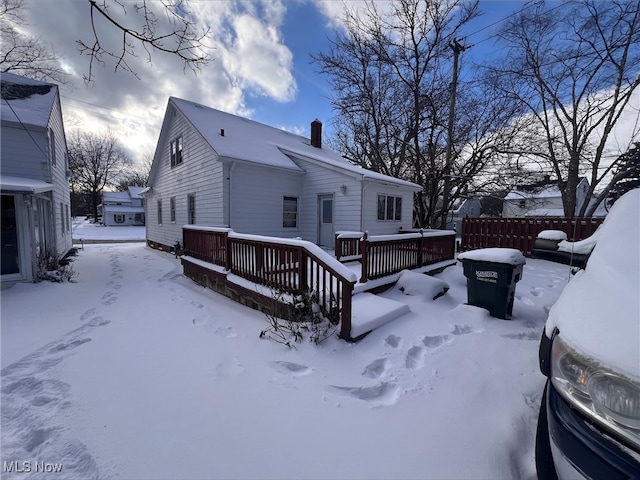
[[15, 0, 634, 169]]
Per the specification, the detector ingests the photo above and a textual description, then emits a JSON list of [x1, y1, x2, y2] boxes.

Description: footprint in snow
[[88, 316, 110, 327], [213, 357, 244, 377], [271, 361, 313, 377], [362, 358, 389, 379], [79, 308, 97, 321], [215, 326, 237, 338], [422, 334, 453, 350], [328, 382, 400, 407], [49, 338, 91, 354], [190, 301, 204, 309], [405, 346, 425, 370], [530, 287, 544, 297], [102, 296, 118, 306], [451, 324, 480, 335], [516, 295, 535, 306], [501, 331, 540, 341], [384, 334, 402, 349]]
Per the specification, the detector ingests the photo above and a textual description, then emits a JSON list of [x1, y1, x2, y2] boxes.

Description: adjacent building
[[1, 72, 72, 284]]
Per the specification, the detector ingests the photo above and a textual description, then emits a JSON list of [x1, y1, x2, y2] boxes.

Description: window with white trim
[[170, 136, 183, 167], [114, 214, 125, 224], [170, 197, 176, 223], [377, 195, 402, 221], [188, 194, 196, 225], [283, 196, 298, 228]]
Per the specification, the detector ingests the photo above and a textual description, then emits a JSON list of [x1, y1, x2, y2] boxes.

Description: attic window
[[170, 135, 183, 167]]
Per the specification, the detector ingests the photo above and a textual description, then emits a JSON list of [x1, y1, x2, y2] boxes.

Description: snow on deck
[[350, 293, 410, 339]]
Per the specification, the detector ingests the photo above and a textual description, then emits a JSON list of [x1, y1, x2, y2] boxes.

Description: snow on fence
[[460, 217, 604, 255], [182, 226, 357, 340], [358, 230, 456, 283]]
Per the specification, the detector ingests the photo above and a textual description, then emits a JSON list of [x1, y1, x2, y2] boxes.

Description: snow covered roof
[[103, 191, 133, 203], [1, 72, 57, 128], [169, 97, 421, 190], [504, 177, 588, 201], [128, 186, 145, 199], [0, 175, 54, 194]]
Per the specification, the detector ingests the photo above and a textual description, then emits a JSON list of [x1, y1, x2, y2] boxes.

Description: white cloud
[[18, 0, 299, 166]]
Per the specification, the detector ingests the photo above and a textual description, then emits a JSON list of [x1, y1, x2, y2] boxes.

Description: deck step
[[350, 293, 411, 339]]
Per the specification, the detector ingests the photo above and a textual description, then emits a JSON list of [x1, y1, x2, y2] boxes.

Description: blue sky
[[16, 1, 536, 163]]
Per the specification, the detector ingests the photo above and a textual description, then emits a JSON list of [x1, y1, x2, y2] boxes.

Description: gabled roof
[[165, 97, 421, 190], [1, 72, 57, 128]]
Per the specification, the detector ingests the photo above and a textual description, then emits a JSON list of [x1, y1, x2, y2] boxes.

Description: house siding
[[229, 162, 302, 237], [362, 182, 415, 235], [146, 108, 225, 247], [291, 157, 361, 242], [49, 94, 72, 256]]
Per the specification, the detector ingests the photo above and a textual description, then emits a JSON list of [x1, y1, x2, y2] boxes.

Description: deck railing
[[358, 230, 456, 283], [460, 217, 604, 255], [182, 226, 357, 340]]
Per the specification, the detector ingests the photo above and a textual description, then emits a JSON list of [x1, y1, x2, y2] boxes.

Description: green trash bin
[[458, 248, 526, 319]]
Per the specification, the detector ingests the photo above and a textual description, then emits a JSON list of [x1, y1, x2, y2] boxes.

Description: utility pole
[[440, 39, 466, 229]]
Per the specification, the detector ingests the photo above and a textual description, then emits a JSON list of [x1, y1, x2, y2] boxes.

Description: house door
[[318, 194, 334, 247], [1, 195, 20, 275]]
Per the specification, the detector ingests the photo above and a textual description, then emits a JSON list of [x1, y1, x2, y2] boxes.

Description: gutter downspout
[[360, 176, 367, 232], [228, 161, 237, 229]]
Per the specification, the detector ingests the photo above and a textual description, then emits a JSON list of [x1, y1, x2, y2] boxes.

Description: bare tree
[[79, 0, 211, 82], [68, 130, 129, 220], [487, 0, 640, 218], [315, 0, 486, 228], [114, 154, 152, 191], [0, 0, 69, 83]]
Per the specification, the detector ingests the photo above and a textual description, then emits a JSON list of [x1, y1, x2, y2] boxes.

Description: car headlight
[[551, 335, 640, 450]]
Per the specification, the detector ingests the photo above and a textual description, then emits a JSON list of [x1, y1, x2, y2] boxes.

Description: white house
[[100, 187, 145, 226], [446, 196, 482, 233], [143, 97, 422, 250], [1, 72, 72, 284], [502, 177, 590, 217]]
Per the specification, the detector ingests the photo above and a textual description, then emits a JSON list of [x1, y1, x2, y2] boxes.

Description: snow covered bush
[[260, 288, 338, 348], [37, 250, 78, 282]]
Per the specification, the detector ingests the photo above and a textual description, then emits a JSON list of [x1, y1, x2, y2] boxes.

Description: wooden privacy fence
[[460, 217, 604, 255], [182, 226, 356, 340]]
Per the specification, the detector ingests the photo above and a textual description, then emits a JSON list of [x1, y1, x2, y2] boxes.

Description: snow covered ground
[[71, 217, 146, 242], [1, 235, 573, 479]]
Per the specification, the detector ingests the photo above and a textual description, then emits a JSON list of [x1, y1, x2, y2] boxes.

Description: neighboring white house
[[502, 177, 590, 217], [143, 97, 422, 250], [1, 72, 72, 284], [100, 187, 145, 226], [446, 196, 482, 233]]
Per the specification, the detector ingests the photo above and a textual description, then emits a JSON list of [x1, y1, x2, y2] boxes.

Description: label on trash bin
[[476, 270, 498, 283]]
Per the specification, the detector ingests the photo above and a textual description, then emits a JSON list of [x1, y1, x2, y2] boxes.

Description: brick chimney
[[311, 119, 322, 148]]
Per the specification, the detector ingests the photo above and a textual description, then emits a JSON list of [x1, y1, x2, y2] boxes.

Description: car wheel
[[535, 383, 559, 480]]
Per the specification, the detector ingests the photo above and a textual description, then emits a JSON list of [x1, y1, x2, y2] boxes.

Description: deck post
[[224, 230, 231, 271], [339, 281, 354, 341], [359, 232, 369, 283]]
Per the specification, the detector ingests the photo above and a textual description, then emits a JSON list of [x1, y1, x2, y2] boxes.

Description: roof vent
[[220, 128, 225, 136], [311, 119, 322, 148]]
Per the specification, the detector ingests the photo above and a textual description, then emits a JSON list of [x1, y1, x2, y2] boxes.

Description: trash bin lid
[[457, 247, 526, 266]]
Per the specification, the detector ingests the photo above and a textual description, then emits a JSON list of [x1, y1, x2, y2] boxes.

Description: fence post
[[419, 228, 425, 267], [334, 234, 341, 262], [359, 232, 369, 283]]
